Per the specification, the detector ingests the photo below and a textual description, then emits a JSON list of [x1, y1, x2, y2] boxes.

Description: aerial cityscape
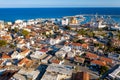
[[0, 0, 120, 80]]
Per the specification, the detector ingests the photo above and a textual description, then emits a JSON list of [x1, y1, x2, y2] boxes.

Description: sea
[[0, 8, 120, 22]]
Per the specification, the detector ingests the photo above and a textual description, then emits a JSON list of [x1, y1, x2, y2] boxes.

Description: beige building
[[0, 21, 4, 30], [41, 64, 73, 80]]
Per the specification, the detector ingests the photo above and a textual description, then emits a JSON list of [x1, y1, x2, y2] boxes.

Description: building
[[71, 43, 82, 50], [61, 18, 69, 25], [11, 73, 26, 80], [98, 20, 106, 28], [74, 56, 85, 65], [17, 68, 40, 80], [55, 50, 66, 59], [1, 53, 11, 60], [91, 60, 106, 66], [109, 65, 120, 80], [86, 52, 99, 60], [61, 46, 71, 52], [72, 72, 90, 80], [30, 51, 47, 60], [66, 51, 76, 60], [11, 49, 31, 60], [0, 21, 4, 30], [111, 24, 120, 30], [69, 17, 79, 25], [18, 58, 32, 67], [49, 57, 61, 64], [41, 64, 73, 80], [41, 55, 52, 64], [100, 57, 113, 65]]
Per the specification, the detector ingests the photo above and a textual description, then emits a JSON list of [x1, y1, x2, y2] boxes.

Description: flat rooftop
[[41, 72, 57, 80], [46, 64, 73, 76]]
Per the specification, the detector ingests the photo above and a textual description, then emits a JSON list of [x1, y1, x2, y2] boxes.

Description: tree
[[76, 39, 85, 44], [65, 26, 71, 30], [21, 29, 29, 37], [0, 40, 7, 47], [14, 27, 19, 33], [77, 29, 87, 36], [74, 64, 80, 72], [9, 43, 16, 49], [54, 26, 59, 31], [99, 66, 109, 75], [117, 32, 120, 40], [86, 31, 95, 37]]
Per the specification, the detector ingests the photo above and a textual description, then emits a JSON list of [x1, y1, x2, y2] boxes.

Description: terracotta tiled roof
[[26, 25, 32, 29], [18, 58, 32, 67], [100, 57, 113, 64], [18, 39, 25, 44], [40, 48, 48, 52], [2, 36, 12, 40], [86, 52, 98, 59], [74, 56, 85, 63], [82, 43, 88, 49], [51, 59, 60, 64], [0, 60, 3, 65], [2, 54, 11, 59], [91, 60, 106, 66], [20, 49, 30, 55]]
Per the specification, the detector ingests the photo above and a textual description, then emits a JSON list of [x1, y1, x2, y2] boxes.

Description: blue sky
[[0, 0, 120, 7]]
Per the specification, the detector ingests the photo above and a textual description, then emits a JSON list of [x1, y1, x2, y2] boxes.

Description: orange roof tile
[[40, 48, 48, 52], [0, 60, 3, 65], [18, 58, 32, 67], [91, 60, 106, 66], [51, 59, 60, 64], [2, 54, 11, 59], [2, 36, 12, 40], [100, 57, 113, 64], [26, 25, 32, 29], [20, 49, 30, 55], [18, 39, 25, 44], [86, 52, 98, 59], [82, 43, 88, 49], [74, 56, 85, 63]]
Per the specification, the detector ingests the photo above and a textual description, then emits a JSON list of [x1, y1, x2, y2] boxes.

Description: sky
[[0, 0, 120, 8]]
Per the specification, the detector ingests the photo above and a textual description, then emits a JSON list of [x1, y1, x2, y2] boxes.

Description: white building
[[67, 51, 76, 59], [30, 51, 47, 60], [41, 55, 52, 64], [61, 18, 69, 25], [0, 20, 4, 30], [55, 50, 66, 59], [111, 24, 120, 30], [98, 20, 106, 28], [61, 46, 71, 52], [15, 20, 23, 24], [11, 49, 31, 60], [109, 65, 120, 80]]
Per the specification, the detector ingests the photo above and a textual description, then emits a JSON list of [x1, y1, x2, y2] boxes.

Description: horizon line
[[0, 6, 120, 8]]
